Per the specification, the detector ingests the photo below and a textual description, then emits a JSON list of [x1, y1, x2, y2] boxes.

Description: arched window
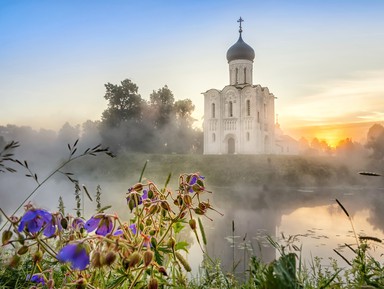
[[246, 132, 250, 141], [235, 68, 238, 84], [229, 101, 233, 117], [211, 103, 215, 118], [212, 133, 216, 142], [246, 99, 251, 116]]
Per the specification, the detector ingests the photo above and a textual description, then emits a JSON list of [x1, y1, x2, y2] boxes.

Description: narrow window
[[229, 101, 233, 117], [257, 111, 260, 123], [235, 68, 238, 84], [211, 103, 215, 118], [244, 67, 247, 83], [246, 132, 250, 141], [246, 99, 251, 116], [212, 133, 216, 142], [264, 104, 267, 118]]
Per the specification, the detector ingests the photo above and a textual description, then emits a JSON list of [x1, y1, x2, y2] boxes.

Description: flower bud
[[91, 251, 102, 268], [32, 250, 43, 263], [158, 266, 168, 276], [75, 277, 87, 289], [47, 279, 55, 288], [183, 195, 192, 206], [143, 250, 153, 267], [2, 230, 13, 245], [194, 208, 205, 215], [132, 183, 143, 192], [8, 254, 20, 268], [168, 237, 176, 249], [160, 201, 170, 211], [61, 217, 68, 229], [104, 251, 117, 266], [189, 219, 196, 230], [127, 252, 141, 268], [150, 237, 158, 249], [149, 229, 156, 236], [17, 245, 29, 255], [148, 277, 158, 289]]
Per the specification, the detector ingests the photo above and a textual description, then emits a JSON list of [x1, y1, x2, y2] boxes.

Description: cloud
[[281, 70, 384, 127]]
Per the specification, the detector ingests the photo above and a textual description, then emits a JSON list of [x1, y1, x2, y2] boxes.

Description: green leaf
[[175, 241, 189, 253]]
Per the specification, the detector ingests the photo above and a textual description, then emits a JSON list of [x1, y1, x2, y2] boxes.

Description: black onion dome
[[226, 34, 255, 62]]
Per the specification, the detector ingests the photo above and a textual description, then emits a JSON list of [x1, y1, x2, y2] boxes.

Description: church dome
[[226, 34, 255, 62]]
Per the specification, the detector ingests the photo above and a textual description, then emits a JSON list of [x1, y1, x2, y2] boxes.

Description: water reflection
[[202, 186, 384, 276]]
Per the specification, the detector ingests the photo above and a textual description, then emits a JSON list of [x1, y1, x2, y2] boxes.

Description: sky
[[1, 0, 384, 146]]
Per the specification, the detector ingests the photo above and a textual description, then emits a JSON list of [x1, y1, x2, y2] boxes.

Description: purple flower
[[113, 223, 137, 237], [18, 209, 55, 237], [142, 189, 148, 200], [57, 243, 89, 270], [72, 217, 85, 229], [27, 273, 45, 285], [84, 214, 113, 236], [188, 174, 205, 193], [126, 192, 143, 211], [129, 224, 137, 235]]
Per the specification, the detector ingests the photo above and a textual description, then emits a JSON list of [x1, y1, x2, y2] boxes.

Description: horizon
[[1, 1, 384, 146]]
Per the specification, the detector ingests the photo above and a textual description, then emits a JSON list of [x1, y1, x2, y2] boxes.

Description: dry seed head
[[32, 250, 43, 263], [2, 230, 13, 245], [189, 219, 196, 230], [8, 254, 20, 268], [158, 266, 168, 276], [168, 237, 176, 249], [148, 277, 158, 289], [128, 251, 141, 267], [183, 195, 192, 206], [132, 183, 143, 192], [91, 251, 102, 268], [143, 250, 153, 267], [17, 245, 29, 255], [160, 201, 170, 211], [104, 251, 117, 266]]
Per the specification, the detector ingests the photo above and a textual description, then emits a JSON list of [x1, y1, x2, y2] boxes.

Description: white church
[[203, 18, 280, 155]]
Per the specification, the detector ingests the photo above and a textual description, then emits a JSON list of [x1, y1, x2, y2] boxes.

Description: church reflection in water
[[200, 185, 384, 277]]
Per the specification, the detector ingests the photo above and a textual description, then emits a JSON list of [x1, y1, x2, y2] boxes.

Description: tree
[[365, 123, 384, 159], [174, 99, 195, 129], [101, 79, 145, 128], [149, 85, 175, 128]]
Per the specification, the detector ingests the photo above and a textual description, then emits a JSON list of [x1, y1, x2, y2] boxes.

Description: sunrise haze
[[1, 0, 384, 146]]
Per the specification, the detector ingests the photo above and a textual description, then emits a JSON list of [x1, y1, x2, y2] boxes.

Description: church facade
[[203, 19, 276, 154]]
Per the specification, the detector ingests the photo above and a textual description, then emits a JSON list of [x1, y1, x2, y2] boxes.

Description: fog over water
[[1, 133, 384, 276]]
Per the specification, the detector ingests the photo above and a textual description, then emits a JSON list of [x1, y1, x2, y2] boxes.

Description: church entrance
[[228, 138, 235, 154]]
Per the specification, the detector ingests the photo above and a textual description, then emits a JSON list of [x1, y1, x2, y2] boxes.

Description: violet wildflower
[[84, 214, 113, 236], [18, 209, 56, 237], [72, 217, 85, 230], [188, 174, 205, 193], [126, 191, 143, 211], [26, 273, 45, 285], [129, 223, 137, 235], [57, 242, 89, 270]]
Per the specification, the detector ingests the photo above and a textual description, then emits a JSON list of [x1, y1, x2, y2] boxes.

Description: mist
[[1, 121, 384, 276]]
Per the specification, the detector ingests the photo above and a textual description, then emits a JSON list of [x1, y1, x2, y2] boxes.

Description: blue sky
[[1, 0, 384, 143]]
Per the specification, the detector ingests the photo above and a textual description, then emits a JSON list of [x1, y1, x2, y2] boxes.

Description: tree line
[[0, 79, 203, 156], [99, 79, 202, 154]]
